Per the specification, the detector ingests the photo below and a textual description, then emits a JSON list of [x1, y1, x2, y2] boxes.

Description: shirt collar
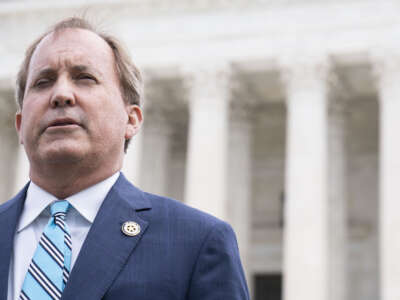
[[17, 172, 120, 232]]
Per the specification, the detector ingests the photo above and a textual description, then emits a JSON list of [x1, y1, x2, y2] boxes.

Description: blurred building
[[1, 1, 399, 299]]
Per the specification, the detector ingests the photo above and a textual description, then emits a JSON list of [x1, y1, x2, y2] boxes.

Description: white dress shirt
[[7, 172, 120, 300]]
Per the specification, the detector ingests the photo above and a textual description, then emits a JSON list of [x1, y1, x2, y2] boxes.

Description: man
[[0, 17, 249, 300]]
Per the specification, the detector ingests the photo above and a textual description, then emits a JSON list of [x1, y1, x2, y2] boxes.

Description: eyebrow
[[33, 68, 57, 79], [70, 65, 90, 73], [69, 65, 102, 79], [31, 64, 99, 80]]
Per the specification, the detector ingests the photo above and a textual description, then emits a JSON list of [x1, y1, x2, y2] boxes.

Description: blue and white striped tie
[[20, 200, 72, 300]]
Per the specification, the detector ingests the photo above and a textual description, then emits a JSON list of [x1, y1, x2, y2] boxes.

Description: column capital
[[182, 62, 232, 102], [280, 55, 331, 97]]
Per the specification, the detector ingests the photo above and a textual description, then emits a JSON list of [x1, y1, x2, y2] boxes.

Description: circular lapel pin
[[121, 221, 141, 236]]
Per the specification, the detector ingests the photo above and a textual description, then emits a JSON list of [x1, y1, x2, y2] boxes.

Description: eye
[[33, 78, 52, 88], [76, 73, 97, 83]]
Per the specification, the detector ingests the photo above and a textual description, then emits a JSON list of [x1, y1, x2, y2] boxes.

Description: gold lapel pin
[[121, 221, 141, 237]]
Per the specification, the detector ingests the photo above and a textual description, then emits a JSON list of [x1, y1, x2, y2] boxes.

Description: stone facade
[[1, 1, 399, 299]]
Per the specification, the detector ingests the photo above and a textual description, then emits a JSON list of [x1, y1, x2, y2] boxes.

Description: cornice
[[0, 0, 360, 17]]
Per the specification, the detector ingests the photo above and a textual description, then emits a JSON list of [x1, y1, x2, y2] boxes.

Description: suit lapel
[[61, 174, 151, 300], [0, 185, 28, 300]]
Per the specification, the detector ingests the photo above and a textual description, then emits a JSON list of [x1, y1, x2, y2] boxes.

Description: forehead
[[29, 28, 115, 74]]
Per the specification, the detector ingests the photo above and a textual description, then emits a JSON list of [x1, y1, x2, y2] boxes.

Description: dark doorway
[[254, 273, 282, 300]]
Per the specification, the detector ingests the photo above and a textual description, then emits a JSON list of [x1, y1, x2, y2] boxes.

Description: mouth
[[47, 118, 82, 129]]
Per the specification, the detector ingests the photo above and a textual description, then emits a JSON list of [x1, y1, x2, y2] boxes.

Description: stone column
[[327, 97, 348, 300], [184, 65, 230, 220], [139, 102, 172, 196], [283, 60, 330, 300], [228, 98, 253, 284], [374, 55, 400, 300]]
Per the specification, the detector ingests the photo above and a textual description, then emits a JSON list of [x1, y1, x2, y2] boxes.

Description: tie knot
[[50, 200, 70, 216]]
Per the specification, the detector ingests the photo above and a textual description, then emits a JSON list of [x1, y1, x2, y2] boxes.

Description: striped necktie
[[20, 200, 72, 300]]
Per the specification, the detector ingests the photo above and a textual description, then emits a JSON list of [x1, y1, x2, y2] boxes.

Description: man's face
[[16, 28, 141, 169]]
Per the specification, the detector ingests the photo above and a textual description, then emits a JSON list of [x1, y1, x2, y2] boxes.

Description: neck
[[29, 159, 122, 199]]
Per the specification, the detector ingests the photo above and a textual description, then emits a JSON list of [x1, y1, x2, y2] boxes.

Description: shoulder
[[115, 173, 236, 250], [117, 173, 228, 231], [146, 191, 220, 221], [0, 183, 29, 214], [111, 175, 249, 298], [143, 191, 230, 232]]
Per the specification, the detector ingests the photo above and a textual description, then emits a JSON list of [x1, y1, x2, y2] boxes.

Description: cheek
[[18, 114, 36, 146], [96, 95, 128, 127], [19, 109, 34, 134], [21, 96, 44, 123], [103, 111, 128, 134], [88, 106, 127, 137], [19, 101, 47, 140]]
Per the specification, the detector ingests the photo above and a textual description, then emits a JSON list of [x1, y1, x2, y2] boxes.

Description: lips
[[47, 118, 81, 129]]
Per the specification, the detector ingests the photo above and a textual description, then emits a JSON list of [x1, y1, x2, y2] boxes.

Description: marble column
[[283, 60, 330, 300], [228, 98, 253, 285], [184, 66, 230, 220], [374, 55, 400, 300], [327, 97, 348, 300]]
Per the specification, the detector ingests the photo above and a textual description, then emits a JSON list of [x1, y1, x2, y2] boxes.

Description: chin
[[51, 154, 85, 165], [45, 151, 85, 165], [39, 144, 87, 165]]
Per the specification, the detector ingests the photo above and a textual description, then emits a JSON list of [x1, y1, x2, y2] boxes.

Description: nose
[[50, 78, 76, 108]]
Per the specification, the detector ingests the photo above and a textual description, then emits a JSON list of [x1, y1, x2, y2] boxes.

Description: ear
[[15, 112, 24, 145], [125, 105, 143, 140]]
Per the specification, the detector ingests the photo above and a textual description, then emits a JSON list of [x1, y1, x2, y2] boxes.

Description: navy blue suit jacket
[[0, 174, 249, 299]]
